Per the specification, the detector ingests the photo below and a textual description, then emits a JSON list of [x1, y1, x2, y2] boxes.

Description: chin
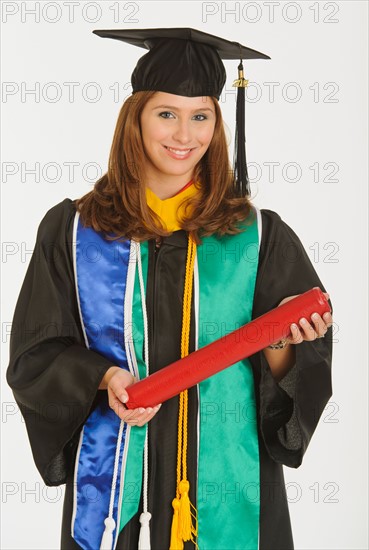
[[161, 169, 195, 179], [158, 162, 198, 176]]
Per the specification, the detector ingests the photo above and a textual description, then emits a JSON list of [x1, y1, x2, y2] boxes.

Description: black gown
[[6, 198, 333, 550]]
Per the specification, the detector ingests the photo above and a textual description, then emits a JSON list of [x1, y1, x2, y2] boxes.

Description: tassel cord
[[169, 235, 198, 549], [137, 241, 152, 550], [233, 60, 250, 197]]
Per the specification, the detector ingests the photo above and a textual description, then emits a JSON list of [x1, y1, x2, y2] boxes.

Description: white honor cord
[[137, 242, 152, 550], [100, 420, 124, 550], [125, 240, 140, 379]]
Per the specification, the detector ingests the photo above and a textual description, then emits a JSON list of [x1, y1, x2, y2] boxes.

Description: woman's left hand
[[278, 292, 333, 345]]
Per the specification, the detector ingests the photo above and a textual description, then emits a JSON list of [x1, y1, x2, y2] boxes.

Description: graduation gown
[[6, 197, 333, 550]]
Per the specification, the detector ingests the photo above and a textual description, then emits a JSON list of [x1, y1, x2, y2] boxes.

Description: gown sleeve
[[6, 198, 116, 486], [250, 208, 333, 468]]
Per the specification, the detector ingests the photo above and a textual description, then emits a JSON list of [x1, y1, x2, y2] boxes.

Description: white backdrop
[[1, 1, 368, 549]]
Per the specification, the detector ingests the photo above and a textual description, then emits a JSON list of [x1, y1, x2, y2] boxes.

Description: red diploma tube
[[125, 287, 331, 409]]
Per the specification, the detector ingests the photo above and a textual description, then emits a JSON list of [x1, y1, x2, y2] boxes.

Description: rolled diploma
[[125, 287, 331, 409]]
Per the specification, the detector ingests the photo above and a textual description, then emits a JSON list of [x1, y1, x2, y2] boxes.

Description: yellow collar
[[145, 183, 199, 232]]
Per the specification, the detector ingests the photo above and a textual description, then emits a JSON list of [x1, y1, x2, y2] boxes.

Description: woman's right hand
[[100, 366, 161, 427]]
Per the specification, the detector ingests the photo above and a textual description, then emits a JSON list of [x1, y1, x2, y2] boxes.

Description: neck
[[145, 173, 195, 200]]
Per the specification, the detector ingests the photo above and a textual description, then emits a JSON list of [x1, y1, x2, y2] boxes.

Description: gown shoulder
[[6, 197, 116, 486], [249, 207, 333, 468]]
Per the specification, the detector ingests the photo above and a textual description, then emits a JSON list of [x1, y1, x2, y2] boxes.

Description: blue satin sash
[[72, 215, 136, 550]]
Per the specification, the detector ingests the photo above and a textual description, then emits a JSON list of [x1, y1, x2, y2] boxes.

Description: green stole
[[120, 209, 260, 549]]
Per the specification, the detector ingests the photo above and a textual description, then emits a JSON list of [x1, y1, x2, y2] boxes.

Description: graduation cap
[[93, 27, 270, 197]]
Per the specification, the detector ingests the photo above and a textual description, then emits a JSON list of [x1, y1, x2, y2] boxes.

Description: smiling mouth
[[163, 146, 195, 157]]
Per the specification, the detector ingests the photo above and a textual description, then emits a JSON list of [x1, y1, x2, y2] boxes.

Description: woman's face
[[140, 92, 216, 187]]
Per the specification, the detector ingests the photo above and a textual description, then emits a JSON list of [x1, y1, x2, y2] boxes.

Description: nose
[[172, 119, 192, 144]]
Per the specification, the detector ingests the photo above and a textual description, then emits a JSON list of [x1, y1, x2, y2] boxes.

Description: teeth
[[166, 147, 191, 156]]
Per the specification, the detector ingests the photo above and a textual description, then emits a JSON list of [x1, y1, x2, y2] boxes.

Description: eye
[[192, 114, 207, 121], [159, 111, 175, 119]]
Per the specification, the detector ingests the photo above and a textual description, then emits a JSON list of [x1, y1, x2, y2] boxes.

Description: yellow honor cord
[[169, 235, 199, 550]]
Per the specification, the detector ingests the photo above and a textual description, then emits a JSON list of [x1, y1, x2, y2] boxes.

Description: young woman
[[7, 28, 333, 550]]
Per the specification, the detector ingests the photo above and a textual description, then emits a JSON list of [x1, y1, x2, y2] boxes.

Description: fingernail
[[312, 313, 319, 319], [300, 318, 307, 324], [139, 408, 145, 414], [292, 323, 298, 329], [121, 394, 128, 403]]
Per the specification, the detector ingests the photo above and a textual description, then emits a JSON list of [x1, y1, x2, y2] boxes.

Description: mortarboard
[[93, 27, 270, 197]]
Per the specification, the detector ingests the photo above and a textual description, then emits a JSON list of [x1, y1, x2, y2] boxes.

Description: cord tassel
[[137, 242, 152, 550], [100, 517, 115, 550], [169, 236, 198, 549], [232, 60, 250, 197], [178, 480, 192, 540], [138, 511, 152, 550], [170, 498, 183, 550]]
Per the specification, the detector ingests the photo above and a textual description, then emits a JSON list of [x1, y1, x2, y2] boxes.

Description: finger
[[120, 406, 154, 423], [135, 407, 154, 426], [108, 369, 135, 403], [120, 390, 130, 404], [322, 312, 333, 328], [109, 381, 132, 404], [107, 386, 127, 411], [108, 400, 141, 422], [311, 311, 333, 336], [124, 404, 162, 426], [134, 408, 157, 427], [298, 317, 318, 341], [139, 404, 162, 425], [287, 323, 304, 344], [111, 388, 129, 405], [310, 313, 328, 337], [109, 397, 128, 419], [107, 387, 144, 421], [116, 410, 139, 423], [121, 407, 146, 422]]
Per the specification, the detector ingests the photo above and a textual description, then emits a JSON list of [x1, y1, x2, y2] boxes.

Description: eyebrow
[[152, 104, 215, 113]]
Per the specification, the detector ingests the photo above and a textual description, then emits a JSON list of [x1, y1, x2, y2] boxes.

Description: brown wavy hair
[[75, 90, 252, 244]]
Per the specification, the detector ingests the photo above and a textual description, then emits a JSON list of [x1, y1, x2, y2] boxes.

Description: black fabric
[[93, 27, 270, 99], [6, 198, 333, 550]]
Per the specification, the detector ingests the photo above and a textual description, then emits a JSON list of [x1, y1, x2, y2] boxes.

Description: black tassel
[[233, 61, 250, 198]]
